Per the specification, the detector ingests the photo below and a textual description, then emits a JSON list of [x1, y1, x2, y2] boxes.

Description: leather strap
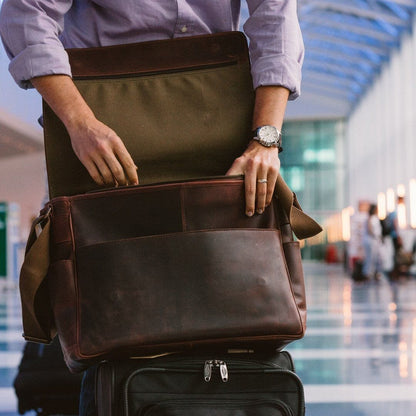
[[275, 175, 322, 240], [19, 176, 321, 344], [19, 208, 56, 343]]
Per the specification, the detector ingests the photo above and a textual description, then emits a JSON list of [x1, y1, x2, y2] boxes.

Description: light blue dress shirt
[[0, 0, 304, 99]]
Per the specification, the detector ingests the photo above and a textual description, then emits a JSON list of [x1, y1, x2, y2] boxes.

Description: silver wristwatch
[[252, 125, 283, 152]]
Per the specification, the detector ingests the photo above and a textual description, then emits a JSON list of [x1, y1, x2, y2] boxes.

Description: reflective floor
[[1, 261, 416, 415]]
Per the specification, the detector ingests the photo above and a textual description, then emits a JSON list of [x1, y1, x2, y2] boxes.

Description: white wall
[[0, 152, 47, 238], [0, 22, 45, 239], [347, 14, 416, 215]]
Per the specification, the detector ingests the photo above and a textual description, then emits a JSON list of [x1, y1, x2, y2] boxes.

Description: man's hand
[[227, 140, 280, 216], [66, 115, 138, 186], [31, 74, 139, 187], [227, 85, 289, 216]]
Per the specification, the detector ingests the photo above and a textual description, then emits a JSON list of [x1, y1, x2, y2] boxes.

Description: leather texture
[[43, 32, 255, 198], [20, 177, 321, 373]]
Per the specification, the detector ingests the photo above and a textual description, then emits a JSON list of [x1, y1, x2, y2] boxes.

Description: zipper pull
[[204, 360, 214, 382], [204, 360, 229, 383], [218, 360, 228, 382]]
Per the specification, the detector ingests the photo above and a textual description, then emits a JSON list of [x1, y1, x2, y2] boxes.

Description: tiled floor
[[1, 261, 416, 415]]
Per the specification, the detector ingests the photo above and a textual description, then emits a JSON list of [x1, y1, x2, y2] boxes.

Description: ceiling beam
[[300, 14, 397, 42], [378, 0, 416, 9], [301, 0, 408, 26], [306, 49, 378, 73], [301, 80, 356, 102], [303, 59, 373, 82], [302, 72, 363, 94], [306, 39, 385, 64], [304, 31, 389, 57], [306, 47, 380, 70]]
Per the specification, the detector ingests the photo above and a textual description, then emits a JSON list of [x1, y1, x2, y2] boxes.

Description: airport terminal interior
[[1, 1, 416, 415]]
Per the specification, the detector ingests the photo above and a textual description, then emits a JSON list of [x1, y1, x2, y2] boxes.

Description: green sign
[[0, 203, 7, 277]]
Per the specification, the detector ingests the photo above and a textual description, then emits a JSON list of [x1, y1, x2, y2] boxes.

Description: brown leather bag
[[20, 32, 321, 372], [20, 176, 321, 373]]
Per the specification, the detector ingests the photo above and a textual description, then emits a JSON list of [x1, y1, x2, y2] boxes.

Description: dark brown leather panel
[[283, 241, 307, 330], [49, 199, 73, 262], [75, 229, 300, 357], [55, 178, 279, 250], [181, 180, 277, 231], [68, 32, 249, 79], [70, 187, 182, 248], [47, 260, 79, 370]]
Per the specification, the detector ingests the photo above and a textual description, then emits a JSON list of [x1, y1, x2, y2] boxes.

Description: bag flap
[[43, 32, 255, 198]]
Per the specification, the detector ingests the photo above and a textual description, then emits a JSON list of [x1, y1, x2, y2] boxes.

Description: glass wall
[[280, 119, 347, 259]]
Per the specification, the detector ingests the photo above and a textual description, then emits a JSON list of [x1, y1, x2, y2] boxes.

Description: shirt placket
[[174, 0, 193, 36]]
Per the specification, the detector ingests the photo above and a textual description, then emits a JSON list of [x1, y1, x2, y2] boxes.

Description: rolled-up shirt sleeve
[[244, 0, 304, 99], [0, 0, 72, 89]]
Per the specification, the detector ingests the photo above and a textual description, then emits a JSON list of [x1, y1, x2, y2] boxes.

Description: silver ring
[[257, 178, 268, 184]]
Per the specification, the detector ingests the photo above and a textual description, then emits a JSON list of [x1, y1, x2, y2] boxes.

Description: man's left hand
[[226, 140, 280, 216]]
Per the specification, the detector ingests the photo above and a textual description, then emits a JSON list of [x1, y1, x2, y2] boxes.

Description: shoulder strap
[[19, 207, 55, 343]]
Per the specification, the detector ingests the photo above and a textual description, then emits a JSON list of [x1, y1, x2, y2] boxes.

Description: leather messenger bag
[[19, 32, 322, 372], [20, 176, 321, 373]]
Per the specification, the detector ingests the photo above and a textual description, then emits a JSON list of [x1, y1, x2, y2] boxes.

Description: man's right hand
[[66, 114, 138, 186], [31, 74, 139, 187]]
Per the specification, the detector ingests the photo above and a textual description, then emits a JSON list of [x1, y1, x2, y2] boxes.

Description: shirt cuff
[[8, 44, 72, 89], [251, 54, 302, 100]]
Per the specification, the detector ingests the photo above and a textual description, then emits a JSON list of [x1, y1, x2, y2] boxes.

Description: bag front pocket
[[74, 229, 302, 357], [140, 399, 293, 416]]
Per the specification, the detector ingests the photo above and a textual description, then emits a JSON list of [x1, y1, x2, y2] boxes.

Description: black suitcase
[[13, 336, 83, 415], [95, 350, 304, 416]]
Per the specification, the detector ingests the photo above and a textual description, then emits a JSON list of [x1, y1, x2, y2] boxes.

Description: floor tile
[[1, 261, 415, 415]]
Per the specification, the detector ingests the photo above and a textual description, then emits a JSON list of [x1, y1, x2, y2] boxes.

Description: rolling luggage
[[95, 350, 304, 416], [13, 336, 83, 415]]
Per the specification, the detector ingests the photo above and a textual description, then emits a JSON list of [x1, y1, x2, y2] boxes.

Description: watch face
[[258, 125, 280, 146]]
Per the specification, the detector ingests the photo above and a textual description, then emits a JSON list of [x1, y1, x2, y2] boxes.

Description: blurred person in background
[[349, 200, 370, 281], [363, 203, 383, 281]]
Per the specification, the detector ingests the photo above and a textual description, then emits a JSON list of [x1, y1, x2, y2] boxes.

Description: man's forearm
[[31, 74, 95, 129], [251, 85, 290, 130]]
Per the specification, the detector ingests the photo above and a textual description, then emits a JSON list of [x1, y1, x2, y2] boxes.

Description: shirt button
[[181, 25, 188, 33]]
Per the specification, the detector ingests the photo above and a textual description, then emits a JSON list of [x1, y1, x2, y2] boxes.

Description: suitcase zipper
[[203, 359, 228, 382], [122, 357, 304, 415]]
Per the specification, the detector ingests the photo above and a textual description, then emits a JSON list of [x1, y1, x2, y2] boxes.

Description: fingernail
[[246, 211, 254, 217], [257, 208, 264, 214]]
